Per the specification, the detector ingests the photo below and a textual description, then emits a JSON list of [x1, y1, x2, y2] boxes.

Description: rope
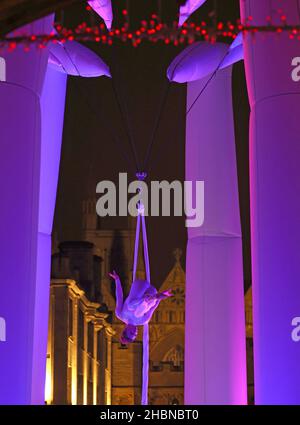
[[111, 44, 141, 172], [186, 50, 229, 116], [131, 174, 150, 405], [111, 44, 170, 174], [111, 77, 141, 171], [132, 213, 141, 281], [141, 213, 150, 282], [72, 79, 136, 181], [143, 79, 170, 172]]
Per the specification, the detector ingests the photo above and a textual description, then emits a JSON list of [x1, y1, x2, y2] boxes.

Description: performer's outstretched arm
[[109, 271, 124, 318]]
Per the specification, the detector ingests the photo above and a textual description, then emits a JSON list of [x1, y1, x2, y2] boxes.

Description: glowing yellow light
[[44, 356, 52, 404]]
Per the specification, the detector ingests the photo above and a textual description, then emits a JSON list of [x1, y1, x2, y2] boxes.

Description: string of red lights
[[1, 8, 300, 51]]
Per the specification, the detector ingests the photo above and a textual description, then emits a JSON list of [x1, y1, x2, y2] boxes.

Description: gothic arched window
[[163, 345, 184, 367]]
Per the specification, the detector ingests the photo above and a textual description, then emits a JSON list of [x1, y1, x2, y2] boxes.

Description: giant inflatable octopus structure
[[0, 0, 299, 405]]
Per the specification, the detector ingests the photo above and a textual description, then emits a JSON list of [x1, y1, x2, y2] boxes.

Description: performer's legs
[[144, 285, 157, 297]]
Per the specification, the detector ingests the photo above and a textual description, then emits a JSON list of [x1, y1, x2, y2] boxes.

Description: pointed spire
[[159, 248, 185, 292], [173, 248, 182, 264]]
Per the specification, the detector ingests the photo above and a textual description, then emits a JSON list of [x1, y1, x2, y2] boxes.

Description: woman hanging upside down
[[109, 270, 173, 344]]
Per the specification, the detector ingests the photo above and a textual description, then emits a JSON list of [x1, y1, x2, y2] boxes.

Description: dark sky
[[53, 0, 251, 289]]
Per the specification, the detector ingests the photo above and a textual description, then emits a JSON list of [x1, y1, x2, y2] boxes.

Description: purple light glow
[[48, 41, 111, 77], [241, 0, 300, 404], [184, 67, 247, 404], [31, 66, 67, 404], [167, 42, 228, 83], [179, 1, 207, 27], [167, 41, 243, 84], [88, 0, 113, 30], [0, 16, 53, 404], [220, 44, 243, 70], [0, 13, 115, 402]]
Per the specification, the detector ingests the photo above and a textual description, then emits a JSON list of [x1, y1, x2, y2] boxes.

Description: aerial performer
[[106, 28, 172, 400], [108, 192, 172, 405], [109, 271, 173, 344]]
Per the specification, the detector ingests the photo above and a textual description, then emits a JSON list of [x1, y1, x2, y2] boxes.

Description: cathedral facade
[[46, 251, 115, 405]]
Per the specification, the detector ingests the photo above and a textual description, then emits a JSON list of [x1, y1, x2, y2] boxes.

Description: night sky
[[53, 0, 251, 289]]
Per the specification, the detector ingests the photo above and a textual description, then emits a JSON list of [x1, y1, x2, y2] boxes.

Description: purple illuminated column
[[240, 0, 300, 404], [185, 66, 247, 404], [32, 66, 67, 404], [0, 17, 53, 404]]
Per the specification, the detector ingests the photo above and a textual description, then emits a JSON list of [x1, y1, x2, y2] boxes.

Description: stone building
[[47, 234, 185, 405], [45, 241, 115, 405]]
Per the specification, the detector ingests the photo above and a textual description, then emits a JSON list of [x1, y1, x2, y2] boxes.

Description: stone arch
[[150, 328, 184, 362], [163, 345, 184, 366]]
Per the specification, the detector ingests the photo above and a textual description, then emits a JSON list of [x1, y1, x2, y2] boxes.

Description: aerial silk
[[111, 197, 151, 404], [133, 202, 150, 406], [240, 0, 300, 404], [113, 195, 151, 405]]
